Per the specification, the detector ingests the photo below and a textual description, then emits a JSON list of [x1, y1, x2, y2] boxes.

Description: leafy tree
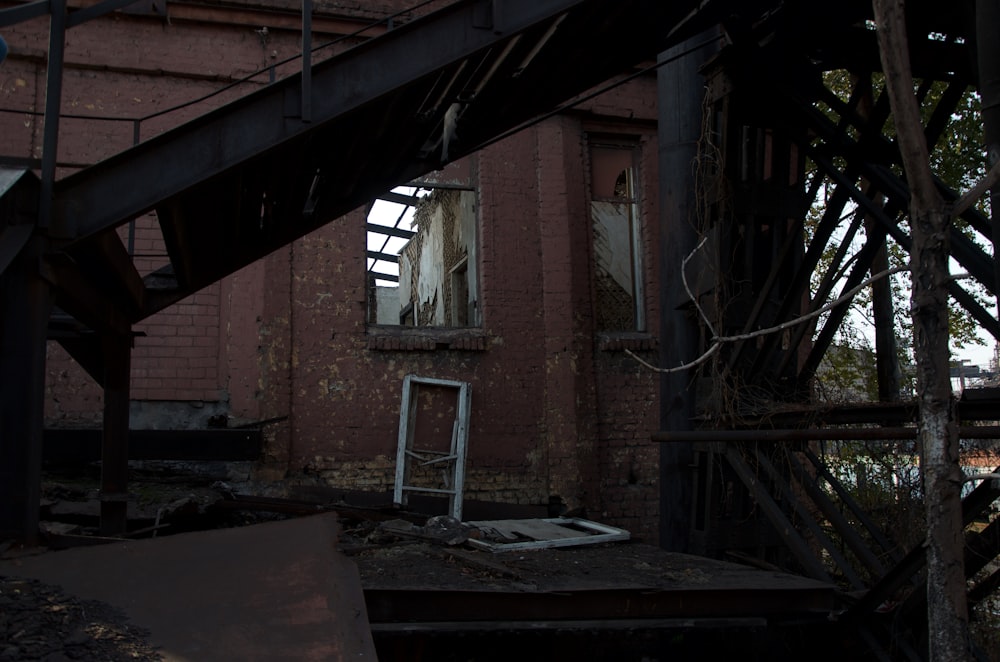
[[811, 71, 992, 401]]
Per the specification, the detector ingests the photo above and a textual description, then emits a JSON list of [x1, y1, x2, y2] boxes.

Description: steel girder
[[39, 0, 703, 324]]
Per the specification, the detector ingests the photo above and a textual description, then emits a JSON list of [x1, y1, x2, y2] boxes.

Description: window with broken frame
[[589, 139, 646, 332], [366, 185, 480, 328]]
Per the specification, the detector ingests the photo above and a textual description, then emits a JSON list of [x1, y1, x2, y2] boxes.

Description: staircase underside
[[40, 0, 704, 332]]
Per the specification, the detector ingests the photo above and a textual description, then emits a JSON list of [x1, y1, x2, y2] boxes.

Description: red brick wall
[[534, 115, 601, 513], [276, 107, 663, 536], [587, 105, 662, 544], [131, 287, 223, 401]]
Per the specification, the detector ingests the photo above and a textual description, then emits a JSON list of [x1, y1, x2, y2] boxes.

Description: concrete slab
[[0, 513, 375, 661]]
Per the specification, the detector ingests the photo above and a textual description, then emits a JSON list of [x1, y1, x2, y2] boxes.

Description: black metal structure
[[2, 0, 1000, 657]]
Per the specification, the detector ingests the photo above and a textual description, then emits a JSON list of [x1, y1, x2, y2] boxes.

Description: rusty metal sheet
[[0, 513, 375, 660]]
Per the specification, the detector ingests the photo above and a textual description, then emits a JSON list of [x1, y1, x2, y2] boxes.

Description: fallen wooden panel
[[467, 517, 630, 552]]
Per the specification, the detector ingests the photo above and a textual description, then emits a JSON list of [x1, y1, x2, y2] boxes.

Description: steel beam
[[732, 178, 859, 379], [366, 223, 415, 240], [753, 447, 865, 589], [784, 449, 887, 578], [797, 89, 999, 300], [653, 426, 1000, 442], [51, 0, 611, 243], [57, 335, 106, 386], [66, 0, 154, 28], [979, 0, 1000, 298], [801, 448, 902, 563], [41, 253, 134, 335], [807, 150, 1000, 341], [364, 584, 836, 624], [796, 229, 891, 385], [847, 462, 1000, 618], [0, 0, 49, 28], [99, 331, 132, 535]]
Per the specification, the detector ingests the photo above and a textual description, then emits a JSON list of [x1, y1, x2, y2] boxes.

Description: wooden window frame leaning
[[465, 517, 630, 552]]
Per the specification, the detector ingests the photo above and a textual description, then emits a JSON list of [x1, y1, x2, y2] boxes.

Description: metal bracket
[[472, 0, 504, 33]]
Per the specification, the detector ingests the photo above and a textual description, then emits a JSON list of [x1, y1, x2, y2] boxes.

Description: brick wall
[[5, 2, 374, 426], [591, 121, 663, 544], [6, 2, 665, 540]]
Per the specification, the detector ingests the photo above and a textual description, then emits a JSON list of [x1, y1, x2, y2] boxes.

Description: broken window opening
[[590, 141, 645, 332], [367, 185, 479, 328]]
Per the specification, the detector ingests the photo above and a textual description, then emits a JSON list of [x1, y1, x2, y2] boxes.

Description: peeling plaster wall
[[405, 204, 447, 325], [399, 189, 476, 327]]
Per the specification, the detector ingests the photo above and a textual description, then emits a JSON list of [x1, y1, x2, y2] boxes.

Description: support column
[[0, 236, 52, 544], [657, 31, 719, 551], [100, 331, 132, 536]]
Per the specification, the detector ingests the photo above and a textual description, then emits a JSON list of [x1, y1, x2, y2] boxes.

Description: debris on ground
[[466, 517, 630, 552], [0, 574, 161, 661]]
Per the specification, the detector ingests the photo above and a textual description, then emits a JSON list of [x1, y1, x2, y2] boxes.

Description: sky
[[957, 329, 997, 370]]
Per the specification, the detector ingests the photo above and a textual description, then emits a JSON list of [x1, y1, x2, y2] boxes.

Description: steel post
[[38, 0, 66, 232], [0, 235, 52, 544], [99, 331, 132, 536], [302, 0, 312, 123], [656, 29, 719, 552]]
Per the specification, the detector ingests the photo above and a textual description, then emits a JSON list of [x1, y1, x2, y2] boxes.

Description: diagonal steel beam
[[801, 448, 902, 563], [784, 448, 887, 579], [752, 446, 866, 589], [847, 464, 1000, 619], [808, 150, 1000, 342], [799, 89, 999, 298], [795, 227, 889, 386], [723, 444, 832, 582]]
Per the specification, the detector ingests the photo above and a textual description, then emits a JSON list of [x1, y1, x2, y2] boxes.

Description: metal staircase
[[19, 0, 700, 333]]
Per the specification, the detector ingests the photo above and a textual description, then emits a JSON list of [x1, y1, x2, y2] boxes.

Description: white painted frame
[[393, 374, 471, 520]]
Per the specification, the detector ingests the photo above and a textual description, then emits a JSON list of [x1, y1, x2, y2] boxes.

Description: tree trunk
[[871, 1, 971, 659]]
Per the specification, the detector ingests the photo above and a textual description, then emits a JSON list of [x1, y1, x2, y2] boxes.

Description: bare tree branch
[[627, 237, 907, 374]]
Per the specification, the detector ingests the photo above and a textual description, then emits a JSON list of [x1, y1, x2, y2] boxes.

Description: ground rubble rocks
[[0, 574, 161, 662]]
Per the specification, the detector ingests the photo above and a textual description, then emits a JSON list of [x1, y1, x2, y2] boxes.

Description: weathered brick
[[21, 2, 663, 541]]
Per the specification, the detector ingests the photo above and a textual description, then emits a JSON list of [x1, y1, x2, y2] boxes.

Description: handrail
[[0, 0, 440, 140], [0, 0, 451, 233], [0, 0, 445, 148], [0, 0, 154, 29]]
